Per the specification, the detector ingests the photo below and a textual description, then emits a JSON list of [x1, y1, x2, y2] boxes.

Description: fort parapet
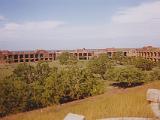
[[0, 46, 160, 64], [137, 46, 160, 62]]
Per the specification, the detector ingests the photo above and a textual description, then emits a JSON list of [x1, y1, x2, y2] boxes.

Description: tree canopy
[[134, 57, 154, 71], [112, 51, 125, 65], [0, 62, 104, 116], [58, 52, 77, 65], [87, 53, 111, 79], [104, 66, 146, 87]]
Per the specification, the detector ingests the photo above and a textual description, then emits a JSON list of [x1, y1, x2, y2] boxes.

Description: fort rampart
[[0, 46, 159, 64]]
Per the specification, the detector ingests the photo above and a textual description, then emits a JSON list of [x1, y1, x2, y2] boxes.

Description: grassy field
[[1, 80, 160, 120]]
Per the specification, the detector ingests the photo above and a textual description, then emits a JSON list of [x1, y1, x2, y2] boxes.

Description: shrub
[[135, 57, 154, 71], [112, 51, 125, 65], [43, 66, 105, 105], [149, 68, 160, 81], [58, 52, 77, 65], [0, 62, 104, 116], [104, 66, 146, 87], [0, 62, 51, 116], [87, 53, 111, 79]]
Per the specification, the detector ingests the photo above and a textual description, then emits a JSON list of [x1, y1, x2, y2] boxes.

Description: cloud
[[75, 0, 160, 46], [3, 21, 64, 31], [0, 1, 160, 50], [0, 15, 6, 21], [111, 1, 160, 23], [107, 0, 160, 45]]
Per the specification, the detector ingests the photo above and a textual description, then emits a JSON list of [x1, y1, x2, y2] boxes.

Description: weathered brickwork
[[0, 50, 56, 64], [137, 46, 160, 62], [0, 46, 159, 64]]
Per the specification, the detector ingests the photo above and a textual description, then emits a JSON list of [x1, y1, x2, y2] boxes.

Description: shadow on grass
[[110, 82, 144, 89]]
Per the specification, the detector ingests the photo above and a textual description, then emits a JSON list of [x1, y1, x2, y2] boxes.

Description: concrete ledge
[[64, 113, 85, 120], [147, 89, 160, 119], [150, 102, 160, 119], [147, 89, 160, 103], [98, 118, 152, 120]]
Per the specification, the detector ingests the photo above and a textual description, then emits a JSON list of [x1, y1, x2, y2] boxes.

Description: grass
[[1, 81, 160, 120]]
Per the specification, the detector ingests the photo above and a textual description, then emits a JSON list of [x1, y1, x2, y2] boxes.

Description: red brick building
[[0, 46, 159, 64], [0, 49, 56, 64], [137, 46, 160, 62]]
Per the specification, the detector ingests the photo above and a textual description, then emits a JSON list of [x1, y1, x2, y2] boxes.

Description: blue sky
[[0, 0, 160, 50]]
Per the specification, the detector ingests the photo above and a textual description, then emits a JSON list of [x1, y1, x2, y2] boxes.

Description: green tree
[[35, 62, 51, 83], [0, 76, 29, 116], [42, 66, 64, 105], [135, 57, 154, 71], [12, 62, 50, 84], [124, 56, 137, 65], [105, 66, 145, 87], [13, 63, 35, 84], [0, 61, 105, 116], [87, 53, 111, 79], [61, 66, 104, 99], [58, 52, 77, 65], [112, 51, 126, 65], [149, 68, 160, 81], [0, 62, 51, 116], [43, 65, 105, 105]]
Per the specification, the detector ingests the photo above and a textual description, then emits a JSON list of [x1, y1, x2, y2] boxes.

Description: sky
[[0, 0, 160, 50]]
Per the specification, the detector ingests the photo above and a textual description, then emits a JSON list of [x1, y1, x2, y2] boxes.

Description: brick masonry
[[0, 46, 160, 64]]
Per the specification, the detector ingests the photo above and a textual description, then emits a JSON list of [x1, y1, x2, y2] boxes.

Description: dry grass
[[1, 81, 160, 120]]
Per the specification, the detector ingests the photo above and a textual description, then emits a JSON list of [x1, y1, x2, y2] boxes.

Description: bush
[[0, 77, 27, 116], [43, 66, 105, 105], [0, 62, 104, 116], [58, 52, 77, 65], [112, 51, 125, 65], [87, 53, 111, 79], [0, 62, 51, 116], [135, 57, 154, 71], [104, 66, 146, 87], [149, 68, 160, 81]]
